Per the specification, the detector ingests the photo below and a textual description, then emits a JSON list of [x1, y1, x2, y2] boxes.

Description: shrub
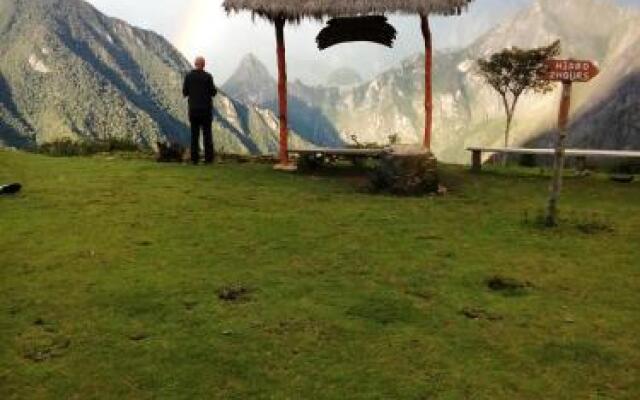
[[100, 137, 141, 153], [37, 137, 143, 157], [519, 153, 537, 168], [348, 134, 382, 149], [296, 153, 326, 172], [370, 147, 439, 195], [156, 141, 187, 163]]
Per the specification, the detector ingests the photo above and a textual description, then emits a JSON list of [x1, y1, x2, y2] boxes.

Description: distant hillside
[[0, 0, 319, 154], [223, 54, 345, 147], [463, 0, 640, 156], [334, 0, 640, 161], [527, 5, 640, 150], [326, 68, 363, 88]]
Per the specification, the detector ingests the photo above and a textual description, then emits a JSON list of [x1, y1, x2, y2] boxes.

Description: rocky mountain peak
[[227, 53, 275, 85], [222, 54, 276, 105]]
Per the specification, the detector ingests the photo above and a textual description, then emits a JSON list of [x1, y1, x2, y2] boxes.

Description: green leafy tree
[[477, 41, 561, 162]]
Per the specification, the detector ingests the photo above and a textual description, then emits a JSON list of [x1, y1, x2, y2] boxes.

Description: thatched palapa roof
[[223, 0, 474, 22]]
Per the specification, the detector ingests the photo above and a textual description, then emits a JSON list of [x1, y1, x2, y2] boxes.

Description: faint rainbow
[[174, 0, 220, 60]]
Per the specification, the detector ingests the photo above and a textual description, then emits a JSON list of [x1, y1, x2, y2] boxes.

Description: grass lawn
[[1, 150, 639, 399]]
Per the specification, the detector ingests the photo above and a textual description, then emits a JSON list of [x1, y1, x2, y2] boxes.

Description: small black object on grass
[[0, 183, 22, 195]]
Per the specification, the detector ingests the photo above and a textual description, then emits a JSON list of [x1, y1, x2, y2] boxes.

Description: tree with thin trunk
[[477, 41, 560, 165]]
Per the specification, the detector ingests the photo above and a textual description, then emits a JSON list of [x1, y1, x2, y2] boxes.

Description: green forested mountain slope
[[0, 0, 316, 153]]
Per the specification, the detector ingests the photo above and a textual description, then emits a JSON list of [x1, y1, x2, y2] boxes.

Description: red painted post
[[543, 59, 600, 226], [545, 81, 572, 226], [420, 14, 433, 151], [275, 17, 289, 165]]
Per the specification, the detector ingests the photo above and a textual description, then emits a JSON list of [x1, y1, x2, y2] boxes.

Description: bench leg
[[472, 150, 482, 173], [576, 156, 587, 172]]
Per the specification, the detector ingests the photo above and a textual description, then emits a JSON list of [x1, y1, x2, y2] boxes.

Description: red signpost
[[544, 59, 600, 226]]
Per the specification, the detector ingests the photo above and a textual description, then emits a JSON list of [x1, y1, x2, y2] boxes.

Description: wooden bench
[[467, 147, 640, 172], [290, 148, 386, 168], [290, 148, 386, 158]]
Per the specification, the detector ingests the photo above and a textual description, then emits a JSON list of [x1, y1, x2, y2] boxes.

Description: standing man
[[183, 56, 218, 165]]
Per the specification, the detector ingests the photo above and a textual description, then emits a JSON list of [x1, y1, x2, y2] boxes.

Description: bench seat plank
[[467, 147, 640, 172], [290, 148, 386, 157], [467, 147, 640, 158]]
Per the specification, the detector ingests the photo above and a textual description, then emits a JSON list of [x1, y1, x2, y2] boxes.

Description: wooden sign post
[[543, 59, 600, 226]]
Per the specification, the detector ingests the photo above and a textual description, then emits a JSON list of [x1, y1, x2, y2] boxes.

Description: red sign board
[[544, 59, 600, 82]]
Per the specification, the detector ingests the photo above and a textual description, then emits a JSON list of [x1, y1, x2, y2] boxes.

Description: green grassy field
[[1, 150, 639, 399]]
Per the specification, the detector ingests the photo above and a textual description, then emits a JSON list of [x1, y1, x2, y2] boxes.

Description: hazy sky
[[86, 0, 639, 84]]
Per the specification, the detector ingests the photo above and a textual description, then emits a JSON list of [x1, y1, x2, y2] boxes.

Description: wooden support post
[[472, 150, 482, 173], [420, 14, 433, 151], [275, 17, 289, 166], [576, 156, 587, 172], [546, 81, 572, 227]]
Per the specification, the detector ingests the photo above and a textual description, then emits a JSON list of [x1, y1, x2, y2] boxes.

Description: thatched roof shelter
[[224, 0, 472, 21], [222, 0, 474, 167]]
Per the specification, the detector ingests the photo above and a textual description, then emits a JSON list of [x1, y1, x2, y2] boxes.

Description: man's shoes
[[190, 157, 215, 166]]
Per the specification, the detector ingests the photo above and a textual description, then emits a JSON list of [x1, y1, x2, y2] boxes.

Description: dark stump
[[371, 145, 439, 195]]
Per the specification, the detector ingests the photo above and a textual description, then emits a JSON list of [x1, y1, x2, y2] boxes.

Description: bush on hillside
[[38, 138, 143, 157]]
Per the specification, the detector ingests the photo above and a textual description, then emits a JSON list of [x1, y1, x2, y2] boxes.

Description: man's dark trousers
[[183, 67, 217, 164], [190, 112, 214, 164]]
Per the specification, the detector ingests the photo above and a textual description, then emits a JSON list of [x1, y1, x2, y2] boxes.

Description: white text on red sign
[[545, 60, 599, 82]]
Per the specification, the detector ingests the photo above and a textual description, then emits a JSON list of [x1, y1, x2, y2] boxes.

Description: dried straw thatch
[[223, 0, 474, 22]]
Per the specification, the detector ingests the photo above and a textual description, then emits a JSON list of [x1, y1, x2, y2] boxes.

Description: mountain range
[[223, 0, 640, 162], [1, 0, 638, 163], [0, 0, 323, 153]]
